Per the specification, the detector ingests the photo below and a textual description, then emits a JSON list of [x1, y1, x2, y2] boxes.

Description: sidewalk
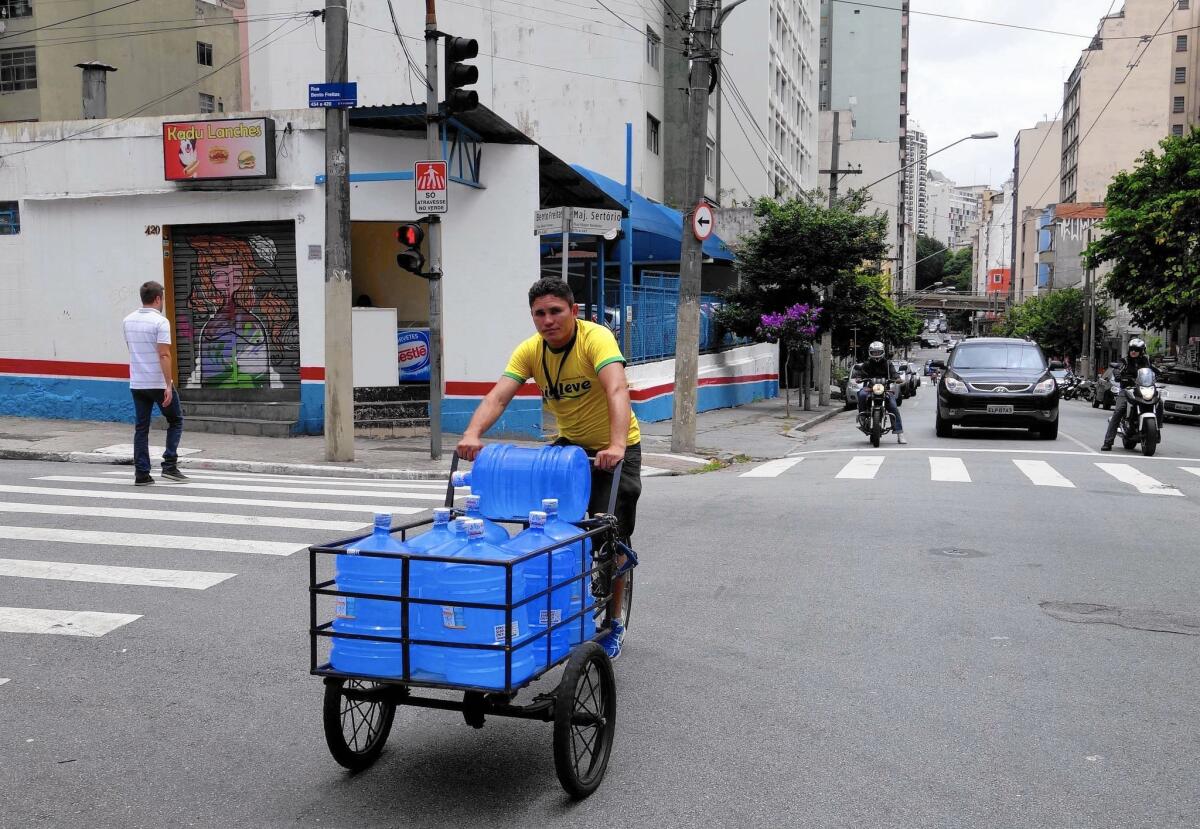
[[0, 394, 846, 479]]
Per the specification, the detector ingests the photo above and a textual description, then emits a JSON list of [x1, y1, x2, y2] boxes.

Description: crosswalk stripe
[[0, 607, 142, 637], [0, 484, 424, 516], [104, 469, 456, 491], [1095, 463, 1184, 496], [740, 458, 804, 478], [0, 678, 8, 686], [0, 558, 234, 590], [0, 501, 368, 532], [1013, 460, 1075, 488], [0, 526, 306, 556], [37, 476, 449, 502], [1182, 467, 1200, 480], [836, 456, 885, 479], [929, 457, 971, 483]]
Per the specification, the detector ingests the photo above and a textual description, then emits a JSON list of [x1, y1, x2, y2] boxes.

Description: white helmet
[[868, 341, 885, 358], [1129, 337, 1146, 353]]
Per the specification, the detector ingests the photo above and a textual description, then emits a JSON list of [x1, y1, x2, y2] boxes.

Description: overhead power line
[[0, 0, 147, 42]]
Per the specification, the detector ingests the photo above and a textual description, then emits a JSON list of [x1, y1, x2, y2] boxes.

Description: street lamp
[[857, 131, 999, 192]]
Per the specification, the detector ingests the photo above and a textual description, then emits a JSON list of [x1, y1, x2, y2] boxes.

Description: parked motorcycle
[[1116, 367, 1163, 457], [1079, 378, 1095, 403], [856, 378, 896, 448]]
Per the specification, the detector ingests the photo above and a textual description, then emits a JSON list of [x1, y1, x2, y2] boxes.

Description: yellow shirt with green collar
[[503, 319, 641, 451]]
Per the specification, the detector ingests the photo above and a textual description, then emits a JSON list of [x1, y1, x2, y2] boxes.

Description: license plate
[[1174, 403, 1194, 412], [986, 404, 1014, 414]]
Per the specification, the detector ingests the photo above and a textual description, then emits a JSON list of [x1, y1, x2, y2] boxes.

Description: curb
[[785, 407, 846, 438], [0, 448, 452, 480]]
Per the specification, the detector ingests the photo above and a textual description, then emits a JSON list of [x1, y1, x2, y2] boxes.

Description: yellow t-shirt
[[503, 319, 641, 450]]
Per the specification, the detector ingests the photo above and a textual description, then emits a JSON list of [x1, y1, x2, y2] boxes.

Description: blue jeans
[[131, 387, 183, 474], [857, 387, 903, 432]]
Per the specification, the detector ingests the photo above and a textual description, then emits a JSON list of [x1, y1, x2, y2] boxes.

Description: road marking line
[[1060, 431, 1100, 455], [0, 607, 142, 637], [0, 501, 367, 532], [1182, 467, 1200, 480], [0, 678, 8, 686], [1013, 459, 1075, 488], [0, 526, 305, 556], [836, 456, 884, 479], [36, 476, 448, 502], [778, 447, 1200, 462], [929, 457, 971, 482], [643, 452, 709, 465], [0, 484, 424, 516], [1095, 463, 1184, 496], [739, 458, 804, 478], [0, 558, 234, 590], [102, 469, 455, 491]]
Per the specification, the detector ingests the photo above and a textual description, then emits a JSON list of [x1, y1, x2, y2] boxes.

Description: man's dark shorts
[[552, 439, 642, 540]]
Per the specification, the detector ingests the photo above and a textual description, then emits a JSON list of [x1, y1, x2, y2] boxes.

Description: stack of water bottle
[[329, 444, 597, 690]]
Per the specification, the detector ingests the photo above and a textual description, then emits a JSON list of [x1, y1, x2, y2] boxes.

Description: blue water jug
[[427, 519, 537, 690], [408, 517, 473, 680], [504, 510, 576, 666], [407, 507, 455, 554], [330, 513, 410, 677], [453, 443, 591, 522], [462, 494, 510, 544], [542, 498, 596, 644]]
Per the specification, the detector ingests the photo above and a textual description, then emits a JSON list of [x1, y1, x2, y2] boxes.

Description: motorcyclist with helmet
[[1101, 337, 1161, 451], [853, 341, 907, 444]]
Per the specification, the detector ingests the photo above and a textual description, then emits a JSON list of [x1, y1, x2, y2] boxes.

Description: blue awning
[[562, 165, 735, 263]]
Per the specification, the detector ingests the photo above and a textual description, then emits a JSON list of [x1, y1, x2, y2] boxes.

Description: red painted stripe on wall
[[300, 366, 325, 381], [629, 372, 777, 401], [446, 380, 542, 398], [0, 358, 129, 379]]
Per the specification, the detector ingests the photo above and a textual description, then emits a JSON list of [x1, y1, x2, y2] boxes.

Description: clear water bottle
[[542, 499, 595, 644], [452, 443, 591, 521], [407, 508, 456, 554], [502, 510, 571, 669], [435, 519, 536, 690], [462, 494, 510, 544], [330, 513, 410, 677]]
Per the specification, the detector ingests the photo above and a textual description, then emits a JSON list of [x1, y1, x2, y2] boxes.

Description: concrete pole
[[323, 0, 354, 462], [425, 0, 444, 459], [817, 112, 842, 408], [670, 0, 716, 455]]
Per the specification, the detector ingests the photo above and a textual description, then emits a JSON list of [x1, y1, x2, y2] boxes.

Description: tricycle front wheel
[[553, 642, 616, 799], [323, 678, 397, 771]]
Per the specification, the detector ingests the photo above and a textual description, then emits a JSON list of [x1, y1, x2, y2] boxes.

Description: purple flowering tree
[[759, 303, 823, 416]]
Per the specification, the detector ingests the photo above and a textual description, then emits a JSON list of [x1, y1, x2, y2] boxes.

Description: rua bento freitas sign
[[163, 117, 276, 181]]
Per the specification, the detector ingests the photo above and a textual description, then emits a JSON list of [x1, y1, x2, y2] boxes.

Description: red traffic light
[[396, 223, 423, 247]]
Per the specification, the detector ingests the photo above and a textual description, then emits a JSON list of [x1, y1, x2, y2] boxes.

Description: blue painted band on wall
[[631, 379, 779, 423], [0, 375, 135, 423]]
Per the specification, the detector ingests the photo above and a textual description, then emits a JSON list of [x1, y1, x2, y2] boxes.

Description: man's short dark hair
[[140, 281, 164, 305], [528, 277, 574, 308]]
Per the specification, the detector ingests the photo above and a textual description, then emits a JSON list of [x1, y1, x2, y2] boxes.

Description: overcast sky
[[908, 0, 1121, 187]]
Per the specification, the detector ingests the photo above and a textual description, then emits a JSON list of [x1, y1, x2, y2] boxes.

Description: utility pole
[[817, 110, 860, 405], [323, 0, 354, 462], [1086, 224, 1096, 375], [425, 0, 444, 459], [669, 0, 716, 454]]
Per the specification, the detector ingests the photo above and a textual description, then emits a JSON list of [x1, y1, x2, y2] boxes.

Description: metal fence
[[622, 272, 745, 364]]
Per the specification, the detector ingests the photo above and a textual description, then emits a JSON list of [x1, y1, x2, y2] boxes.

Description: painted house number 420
[[145, 225, 161, 235]]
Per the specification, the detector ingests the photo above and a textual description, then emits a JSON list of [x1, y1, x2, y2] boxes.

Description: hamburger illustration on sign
[[162, 117, 276, 181]]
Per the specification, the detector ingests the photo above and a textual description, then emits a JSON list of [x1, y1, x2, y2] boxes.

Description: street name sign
[[569, 207, 622, 236], [534, 207, 567, 235], [692, 201, 715, 241], [414, 160, 448, 214], [308, 82, 358, 108]]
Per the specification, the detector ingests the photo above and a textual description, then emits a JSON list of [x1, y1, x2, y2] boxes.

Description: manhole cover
[[930, 547, 987, 559]]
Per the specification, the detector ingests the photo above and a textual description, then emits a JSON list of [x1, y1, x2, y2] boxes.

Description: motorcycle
[[1116, 367, 1163, 457], [1061, 374, 1083, 400], [856, 377, 897, 448], [1079, 377, 1095, 403]]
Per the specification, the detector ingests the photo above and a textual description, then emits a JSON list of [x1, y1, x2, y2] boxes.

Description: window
[[705, 139, 715, 181], [645, 27, 660, 70], [1177, 34, 1188, 52], [993, 273, 1003, 284], [1177, 66, 1187, 84], [0, 1, 33, 19], [645, 113, 660, 155], [1174, 95, 1185, 113], [199, 93, 215, 114], [1173, 123, 1185, 136], [1180, 0, 1190, 9], [0, 201, 18, 235], [0, 46, 36, 93], [197, 42, 213, 67]]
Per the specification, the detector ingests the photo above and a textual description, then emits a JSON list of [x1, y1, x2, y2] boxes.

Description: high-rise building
[[0, 0, 245, 123], [1011, 119, 1062, 302], [905, 120, 929, 237]]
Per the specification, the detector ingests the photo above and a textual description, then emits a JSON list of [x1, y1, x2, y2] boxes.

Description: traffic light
[[444, 35, 479, 114], [396, 223, 425, 274]]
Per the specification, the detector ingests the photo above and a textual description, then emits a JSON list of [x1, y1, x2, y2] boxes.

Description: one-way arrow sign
[[692, 201, 715, 242]]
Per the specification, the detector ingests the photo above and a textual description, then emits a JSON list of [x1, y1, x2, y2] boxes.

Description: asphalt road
[[2, 376, 1199, 828]]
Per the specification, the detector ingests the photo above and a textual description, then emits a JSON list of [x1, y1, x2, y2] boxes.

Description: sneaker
[[896, 433, 908, 445], [598, 619, 624, 660], [134, 472, 154, 486], [160, 466, 189, 483], [1100, 443, 1113, 452]]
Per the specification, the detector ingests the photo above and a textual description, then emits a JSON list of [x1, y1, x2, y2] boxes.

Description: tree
[[1084, 128, 1200, 330], [915, 234, 948, 290], [940, 247, 973, 293], [996, 288, 1112, 361], [758, 303, 822, 415], [715, 192, 890, 337]]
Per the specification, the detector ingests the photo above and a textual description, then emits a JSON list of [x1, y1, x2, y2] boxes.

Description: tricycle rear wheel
[[323, 678, 397, 771], [553, 642, 616, 799]]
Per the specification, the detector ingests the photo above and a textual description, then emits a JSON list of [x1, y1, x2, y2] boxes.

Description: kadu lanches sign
[[163, 117, 277, 181]]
